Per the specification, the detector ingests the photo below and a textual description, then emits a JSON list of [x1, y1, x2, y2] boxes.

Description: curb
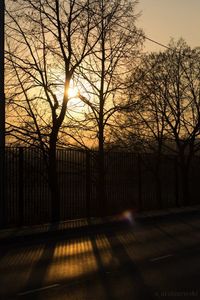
[[1, 205, 200, 246]]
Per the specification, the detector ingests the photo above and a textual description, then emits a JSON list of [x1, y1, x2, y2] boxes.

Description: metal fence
[[2, 147, 200, 227]]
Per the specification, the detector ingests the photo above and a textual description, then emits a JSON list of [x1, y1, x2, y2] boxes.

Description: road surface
[[0, 211, 200, 299]]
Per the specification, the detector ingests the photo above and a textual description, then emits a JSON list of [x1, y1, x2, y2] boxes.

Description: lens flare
[[120, 209, 138, 226]]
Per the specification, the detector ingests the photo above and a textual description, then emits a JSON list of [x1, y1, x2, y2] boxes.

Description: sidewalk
[[1, 204, 200, 245]]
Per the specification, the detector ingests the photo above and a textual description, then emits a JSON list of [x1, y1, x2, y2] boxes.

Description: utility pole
[[0, 0, 5, 227]]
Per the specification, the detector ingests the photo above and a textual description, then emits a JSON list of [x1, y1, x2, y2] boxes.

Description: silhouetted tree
[[6, 0, 143, 217], [6, 0, 106, 220], [75, 0, 143, 213], [124, 39, 200, 206]]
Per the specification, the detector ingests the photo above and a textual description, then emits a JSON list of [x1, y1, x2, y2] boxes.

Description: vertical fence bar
[[0, 147, 5, 227], [18, 147, 24, 225], [86, 151, 91, 218], [138, 154, 142, 211], [174, 155, 179, 207]]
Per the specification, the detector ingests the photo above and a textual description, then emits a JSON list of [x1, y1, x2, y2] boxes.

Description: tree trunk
[[49, 131, 60, 222], [98, 123, 106, 216]]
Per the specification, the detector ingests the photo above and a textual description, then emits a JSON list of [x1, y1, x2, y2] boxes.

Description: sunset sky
[[137, 0, 200, 52]]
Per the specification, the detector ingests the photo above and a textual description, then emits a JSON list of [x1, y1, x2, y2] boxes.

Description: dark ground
[[0, 208, 200, 300]]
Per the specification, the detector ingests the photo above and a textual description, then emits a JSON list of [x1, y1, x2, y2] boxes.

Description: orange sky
[[137, 0, 200, 52]]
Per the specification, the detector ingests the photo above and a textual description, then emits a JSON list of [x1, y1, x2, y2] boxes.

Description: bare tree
[[125, 39, 200, 206], [5, 0, 105, 220], [73, 0, 143, 212]]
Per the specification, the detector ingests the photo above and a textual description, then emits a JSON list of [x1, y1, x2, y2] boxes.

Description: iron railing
[[2, 147, 200, 227]]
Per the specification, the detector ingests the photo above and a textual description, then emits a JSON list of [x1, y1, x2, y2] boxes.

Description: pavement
[[1, 204, 200, 244]]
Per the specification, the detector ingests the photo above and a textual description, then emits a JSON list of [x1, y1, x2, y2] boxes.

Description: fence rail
[[2, 147, 200, 227]]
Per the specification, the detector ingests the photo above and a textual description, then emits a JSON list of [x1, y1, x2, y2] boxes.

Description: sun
[[54, 76, 91, 116], [55, 80, 81, 107], [66, 82, 86, 117], [68, 85, 79, 99]]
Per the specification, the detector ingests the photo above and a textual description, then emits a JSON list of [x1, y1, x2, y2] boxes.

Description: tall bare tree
[[6, 0, 143, 216], [5, 0, 105, 220], [75, 0, 143, 212]]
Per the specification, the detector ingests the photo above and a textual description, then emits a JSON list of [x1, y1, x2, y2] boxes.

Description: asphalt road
[[0, 211, 200, 300]]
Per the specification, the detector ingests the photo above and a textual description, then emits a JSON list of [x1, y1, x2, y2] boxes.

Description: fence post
[[18, 147, 24, 225], [86, 151, 91, 218], [174, 155, 179, 207], [138, 154, 142, 211], [0, 147, 5, 227]]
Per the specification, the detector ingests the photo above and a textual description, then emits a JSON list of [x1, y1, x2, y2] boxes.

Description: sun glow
[[67, 83, 83, 112], [55, 76, 92, 118], [68, 85, 79, 99]]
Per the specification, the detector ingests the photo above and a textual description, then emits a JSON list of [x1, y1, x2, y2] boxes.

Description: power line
[[144, 36, 172, 51], [143, 34, 197, 60], [116, 21, 197, 57]]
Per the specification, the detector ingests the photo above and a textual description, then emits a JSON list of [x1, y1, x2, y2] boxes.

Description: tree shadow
[[17, 224, 60, 300], [2, 221, 156, 299]]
